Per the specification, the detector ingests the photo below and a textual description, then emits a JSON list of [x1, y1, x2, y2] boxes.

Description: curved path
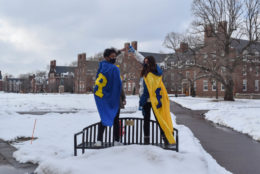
[[0, 139, 36, 174], [170, 101, 260, 174]]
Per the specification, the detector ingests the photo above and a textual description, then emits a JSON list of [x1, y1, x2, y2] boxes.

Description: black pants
[[142, 102, 168, 144], [97, 109, 120, 142]]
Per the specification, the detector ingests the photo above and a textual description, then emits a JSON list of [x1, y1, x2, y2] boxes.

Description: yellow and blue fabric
[[94, 61, 122, 126], [140, 65, 175, 144]]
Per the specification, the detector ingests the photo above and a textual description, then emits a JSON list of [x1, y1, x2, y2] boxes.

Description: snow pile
[[171, 96, 260, 141], [0, 93, 230, 174]]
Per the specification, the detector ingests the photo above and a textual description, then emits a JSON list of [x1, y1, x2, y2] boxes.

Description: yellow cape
[[144, 72, 176, 144]]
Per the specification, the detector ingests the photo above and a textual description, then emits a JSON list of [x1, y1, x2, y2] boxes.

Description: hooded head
[[140, 56, 162, 77]]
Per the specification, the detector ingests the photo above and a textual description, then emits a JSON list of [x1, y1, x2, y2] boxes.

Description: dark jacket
[[139, 65, 162, 107], [120, 88, 126, 109]]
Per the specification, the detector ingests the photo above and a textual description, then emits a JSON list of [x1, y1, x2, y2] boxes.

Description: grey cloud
[[0, 0, 193, 76]]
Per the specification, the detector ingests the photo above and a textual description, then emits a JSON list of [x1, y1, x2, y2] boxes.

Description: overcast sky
[[0, 0, 193, 76]]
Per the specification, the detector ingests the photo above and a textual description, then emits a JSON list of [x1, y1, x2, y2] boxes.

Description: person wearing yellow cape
[[139, 56, 176, 146]]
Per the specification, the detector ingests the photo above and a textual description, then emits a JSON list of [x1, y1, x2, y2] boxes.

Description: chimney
[[78, 53, 86, 67], [124, 42, 130, 56], [0, 71, 2, 80], [204, 24, 214, 38], [50, 60, 56, 69], [131, 41, 138, 50], [217, 21, 227, 34], [180, 42, 188, 52], [124, 42, 130, 51]]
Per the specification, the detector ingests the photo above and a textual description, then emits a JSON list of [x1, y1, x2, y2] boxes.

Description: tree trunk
[[224, 80, 234, 101]]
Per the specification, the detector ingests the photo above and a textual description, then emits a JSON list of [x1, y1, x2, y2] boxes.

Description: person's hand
[[123, 100, 126, 105]]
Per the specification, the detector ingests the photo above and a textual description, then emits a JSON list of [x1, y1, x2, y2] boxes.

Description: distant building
[[74, 53, 99, 93], [4, 77, 25, 93], [48, 60, 76, 93]]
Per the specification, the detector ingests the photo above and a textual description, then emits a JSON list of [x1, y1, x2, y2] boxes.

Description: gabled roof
[[55, 66, 76, 74]]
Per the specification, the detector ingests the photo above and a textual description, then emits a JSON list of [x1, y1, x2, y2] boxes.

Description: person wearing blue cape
[[94, 48, 123, 146]]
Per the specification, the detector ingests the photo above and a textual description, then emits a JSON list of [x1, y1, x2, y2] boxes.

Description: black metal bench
[[74, 117, 179, 156]]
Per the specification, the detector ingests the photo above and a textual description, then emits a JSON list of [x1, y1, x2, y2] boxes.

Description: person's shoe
[[114, 141, 123, 146], [94, 141, 102, 147], [165, 143, 176, 149]]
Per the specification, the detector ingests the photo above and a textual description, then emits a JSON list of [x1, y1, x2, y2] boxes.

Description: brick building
[[189, 22, 260, 98], [48, 60, 76, 93], [74, 53, 99, 93], [117, 37, 260, 98], [4, 77, 25, 93]]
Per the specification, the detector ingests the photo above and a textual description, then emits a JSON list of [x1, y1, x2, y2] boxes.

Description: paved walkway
[[0, 139, 36, 174], [170, 101, 260, 174]]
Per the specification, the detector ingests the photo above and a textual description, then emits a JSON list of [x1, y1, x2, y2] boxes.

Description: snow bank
[[171, 96, 260, 141], [0, 93, 230, 174]]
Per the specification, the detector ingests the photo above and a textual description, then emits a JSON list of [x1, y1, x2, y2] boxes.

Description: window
[[171, 74, 174, 80], [220, 51, 225, 57], [255, 80, 259, 91], [171, 62, 175, 67], [243, 80, 247, 91], [221, 83, 225, 91], [242, 65, 247, 76], [203, 80, 208, 91], [132, 82, 136, 91], [221, 67, 226, 74], [128, 83, 131, 92], [203, 54, 208, 63], [243, 50, 248, 61], [194, 81, 197, 91], [193, 71, 196, 80], [186, 71, 190, 79], [256, 66, 259, 76], [123, 63, 126, 70], [212, 80, 216, 91], [123, 83, 127, 90]]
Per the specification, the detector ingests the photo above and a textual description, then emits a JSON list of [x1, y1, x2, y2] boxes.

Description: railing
[[74, 117, 179, 156]]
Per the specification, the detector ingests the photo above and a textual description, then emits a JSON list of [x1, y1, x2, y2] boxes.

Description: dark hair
[[140, 56, 157, 77], [103, 48, 118, 58]]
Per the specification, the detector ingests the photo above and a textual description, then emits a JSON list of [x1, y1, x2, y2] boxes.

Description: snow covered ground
[[170, 96, 260, 141], [0, 93, 231, 174]]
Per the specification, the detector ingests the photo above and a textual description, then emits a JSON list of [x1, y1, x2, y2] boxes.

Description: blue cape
[[94, 61, 122, 126]]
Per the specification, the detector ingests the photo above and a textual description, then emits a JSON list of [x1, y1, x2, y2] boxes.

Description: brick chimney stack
[[217, 21, 227, 34], [50, 60, 56, 69], [78, 53, 86, 67], [204, 24, 214, 38], [131, 41, 138, 50], [124, 42, 130, 56], [180, 42, 188, 52], [0, 71, 2, 80]]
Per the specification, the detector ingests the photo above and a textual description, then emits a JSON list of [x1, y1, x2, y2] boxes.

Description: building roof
[[7, 78, 25, 81], [231, 39, 260, 53], [55, 66, 76, 74], [86, 61, 99, 71], [139, 52, 171, 63]]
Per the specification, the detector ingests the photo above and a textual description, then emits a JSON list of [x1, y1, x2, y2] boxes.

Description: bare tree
[[190, 0, 260, 101], [163, 32, 203, 96]]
